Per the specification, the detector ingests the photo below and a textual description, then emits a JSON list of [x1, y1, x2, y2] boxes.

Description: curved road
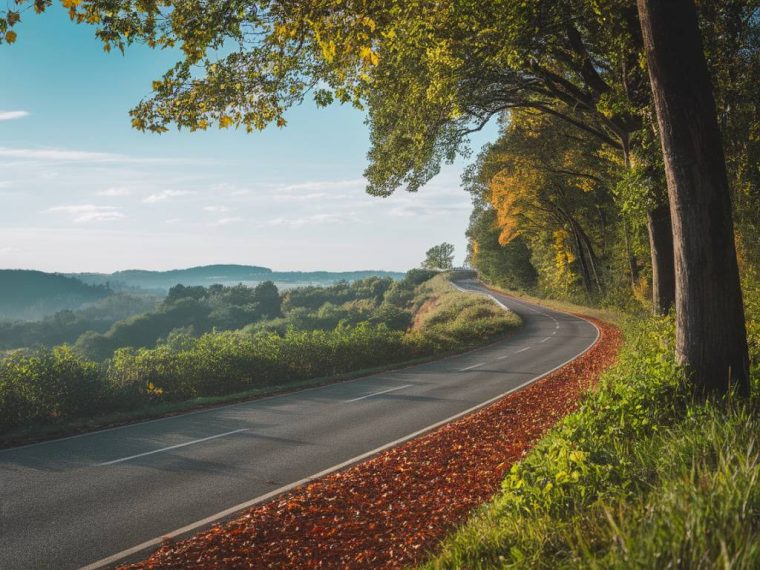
[[0, 281, 598, 569]]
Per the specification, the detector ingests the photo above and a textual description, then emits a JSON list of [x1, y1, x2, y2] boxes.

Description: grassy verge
[[425, 305, 760, 568], [478, 279, 624, 325], [1, 277, 521, 448]]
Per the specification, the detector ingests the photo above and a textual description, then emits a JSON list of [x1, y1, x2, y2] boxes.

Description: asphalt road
[[0, 281, 598, 569]]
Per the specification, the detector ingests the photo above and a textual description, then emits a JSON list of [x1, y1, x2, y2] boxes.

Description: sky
[[0, 5, 497, 273]]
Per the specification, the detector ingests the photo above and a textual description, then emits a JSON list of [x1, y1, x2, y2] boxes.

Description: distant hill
[[69, 265, 406, 292], [0, 270, 111, 320]]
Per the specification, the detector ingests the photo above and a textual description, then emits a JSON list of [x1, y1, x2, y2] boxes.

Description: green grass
[[424, 303, 760, 568]]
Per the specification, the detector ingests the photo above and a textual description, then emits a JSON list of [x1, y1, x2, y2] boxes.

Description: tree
[[253, 281, 282, 318], [637, 0, 749, 394], [422, 243, 455, 271]]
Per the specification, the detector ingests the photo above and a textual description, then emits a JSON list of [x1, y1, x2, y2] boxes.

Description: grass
[[424, 304, 760, 569]]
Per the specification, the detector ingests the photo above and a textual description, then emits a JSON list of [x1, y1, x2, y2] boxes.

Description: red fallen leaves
[[123, 318, 622, 570]]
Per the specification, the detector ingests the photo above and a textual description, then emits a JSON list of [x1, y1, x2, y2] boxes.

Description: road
[[0, 281, 598, 569]]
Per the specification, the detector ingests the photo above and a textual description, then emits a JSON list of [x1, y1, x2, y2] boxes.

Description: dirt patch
[[410, 296, 440, 331]]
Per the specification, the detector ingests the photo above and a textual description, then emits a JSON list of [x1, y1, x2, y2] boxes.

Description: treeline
[[0, 272, 520, 435], [0, 270, 111, 320], [0, 294, 159, 351], [72, 275, 423, 360]]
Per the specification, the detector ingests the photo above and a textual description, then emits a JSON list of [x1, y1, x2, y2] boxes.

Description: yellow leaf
[[359, 46, 379, 66], [219, 115, 234, 129], [5, 31, 17, 44], [62, 0, 82, 7]]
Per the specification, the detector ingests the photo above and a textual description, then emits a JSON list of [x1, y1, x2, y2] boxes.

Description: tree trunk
[[646, 201, 675, 315], [622, 218, 639, 288], [637, 0, 749, 394]]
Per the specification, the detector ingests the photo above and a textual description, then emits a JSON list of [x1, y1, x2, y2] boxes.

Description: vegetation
[[427, 278, 760, 568], [422, 243, 456, 271], [0, 271, 520, 439], [0, 293, 159, 351], [0, 269, 111, 320]]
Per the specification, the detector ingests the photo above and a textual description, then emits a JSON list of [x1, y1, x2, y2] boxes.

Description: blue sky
[[0, 5, 496, 273]]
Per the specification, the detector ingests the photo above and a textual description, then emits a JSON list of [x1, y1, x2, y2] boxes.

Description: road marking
[[516, 346, 531, 353], [95, 429, 249, 467], [80, 286, 601, 570], [496, 355, 509, 360], [539, 337, 551, 343], [346, 384, 412, 402], [459, 362, 485, 372]]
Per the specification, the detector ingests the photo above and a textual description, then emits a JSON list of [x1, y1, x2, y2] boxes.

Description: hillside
[[0, 270, 110, 321], [70, 265, 406, 291]]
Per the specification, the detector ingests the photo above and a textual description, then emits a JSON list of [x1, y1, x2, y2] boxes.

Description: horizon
[[0, 5, 496, 274]]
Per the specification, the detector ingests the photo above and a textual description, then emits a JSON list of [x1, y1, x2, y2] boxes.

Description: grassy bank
[[0, 274, 520, 447], [425, 282, 760, 568]]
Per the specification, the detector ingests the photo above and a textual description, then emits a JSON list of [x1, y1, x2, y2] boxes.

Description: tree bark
[[637, 0, 749, 394], [646, 201, 675, 315]]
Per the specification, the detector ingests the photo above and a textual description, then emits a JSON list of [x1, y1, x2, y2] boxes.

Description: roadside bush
[[0, 346, 103, 432]]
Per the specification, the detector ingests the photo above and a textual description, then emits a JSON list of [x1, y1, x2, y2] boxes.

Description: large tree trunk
[[637, 0, 749, 394], [646, 201, 675, 315]]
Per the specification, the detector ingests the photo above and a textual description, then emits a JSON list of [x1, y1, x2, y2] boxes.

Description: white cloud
[[143, 189, 197, 203], [204, 205, 230, 213], [96, 186, 132, 197], [211, 217, 244, 226], [0, 147, 124, 162], [46, 204, 125, 223], [266, 213, 354, 228], [164, 218, 182, 224], [280, 179, 364, 192], [0, 146, 188, 165], [0, 111, 29, 121]]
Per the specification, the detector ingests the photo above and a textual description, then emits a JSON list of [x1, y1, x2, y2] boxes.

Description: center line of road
[[496, 355, 509, 360], [539, 336, 551, 343], [95, 428, 249, 466], [459, 362, 485, 372], [516, 346, 532, 353], [346, 384, 413, 402]]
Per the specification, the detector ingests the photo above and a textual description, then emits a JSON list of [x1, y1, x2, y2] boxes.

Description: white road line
[[539, 337, 551, 343], [516, 346, 532, 353], [95, 429, 249, 467], [459, 362, 485, 372], [496, 355, 509, 360], [80, 286, 601, 570], [346, 384, 412, 402]]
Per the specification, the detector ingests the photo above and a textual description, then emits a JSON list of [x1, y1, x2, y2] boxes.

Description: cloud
[[204, 205, 230, 213], [143, 189, 197, 203], [46, 204, 125, 223], [0, 146, 188, 165], [0, 111, 29, 121], [96, 186, 132, 197], [0, 147, 125, 162], [164, 218, 182, 224], [266, 213, 354, 228], [280, 179, 364, 192], [211, 217, 243, 226]]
